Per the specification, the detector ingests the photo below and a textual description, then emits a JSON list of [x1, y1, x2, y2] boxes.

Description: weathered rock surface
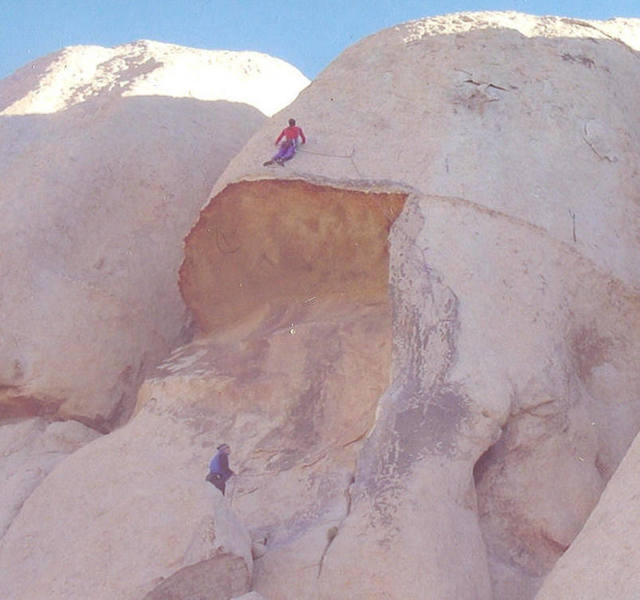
[[0, 418, 99, 540], [0, 41, 308, 428], [535, 428, 640, 599], [0, 39, 309, 117], [180, 179, 405, 334], [2, 11, 640, 600], [216, 12, 640, 288], [0, 412, 253, 600], [188, 11, 640, 599]]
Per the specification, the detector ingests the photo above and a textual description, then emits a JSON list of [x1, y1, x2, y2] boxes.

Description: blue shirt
[[209, 450, 233, 481]]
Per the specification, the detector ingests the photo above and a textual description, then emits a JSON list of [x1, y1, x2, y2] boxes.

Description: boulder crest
[[0, 39, 309, 117]]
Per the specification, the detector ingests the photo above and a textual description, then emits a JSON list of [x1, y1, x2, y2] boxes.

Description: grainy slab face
[[180, 179, 406, 334]]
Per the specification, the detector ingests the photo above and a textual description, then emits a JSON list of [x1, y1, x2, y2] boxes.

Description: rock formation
[[0, 40, 308, 429], [0, 434, 253, 599], [190, 12, 640, 598], [0, 40, 307, 600], [0, 39, 308, 117], [1, 11, 639, 600], [0, 418, 99, 539], [535, 427, 640, 599]]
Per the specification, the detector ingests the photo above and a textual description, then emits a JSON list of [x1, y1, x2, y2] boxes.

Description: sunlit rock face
[[0, 180, 401, 600], [0, 39, 309, 117], [1, 12, 640, 600], [180, 11, 640, 599], [0, 420, 254, 600], [0, 41, 309, 429]]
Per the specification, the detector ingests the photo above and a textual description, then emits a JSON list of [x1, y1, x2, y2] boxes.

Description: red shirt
[[276, 125, 306, 145]]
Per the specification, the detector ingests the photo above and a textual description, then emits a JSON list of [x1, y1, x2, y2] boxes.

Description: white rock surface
[[535, 429, 640, 599], [215, 12, 640, 288], [190, 11, 640, 599], [0, 411, 253, 600], [0, 418, 99, 540], [0, 40, 309, 428], [0, 39, 309, 117]]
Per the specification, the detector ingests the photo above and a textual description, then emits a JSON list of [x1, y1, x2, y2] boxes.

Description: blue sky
[[1, 0, 638, 81]]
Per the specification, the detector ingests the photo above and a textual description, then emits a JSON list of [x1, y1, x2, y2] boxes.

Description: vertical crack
[[317, 473, 355, 578]]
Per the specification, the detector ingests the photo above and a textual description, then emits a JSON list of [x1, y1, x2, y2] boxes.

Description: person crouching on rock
[[206, 443, 234, 495], [264, 118, 306, 166]]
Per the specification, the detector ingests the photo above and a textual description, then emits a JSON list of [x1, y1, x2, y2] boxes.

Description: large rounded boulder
[[178, 12, 640, 599], [0, 40, 308, 429]]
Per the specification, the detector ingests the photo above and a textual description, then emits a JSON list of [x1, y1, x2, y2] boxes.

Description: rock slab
[[0, 40, 308, 428]]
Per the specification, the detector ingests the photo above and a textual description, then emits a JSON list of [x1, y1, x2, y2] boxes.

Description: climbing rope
[[297, 147, 353, 159], [297, 146, 362, 177]]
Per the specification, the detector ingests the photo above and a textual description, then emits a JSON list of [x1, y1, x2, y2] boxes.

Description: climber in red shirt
[[264, 118, 306, 166], [275, 118, 306, 146]]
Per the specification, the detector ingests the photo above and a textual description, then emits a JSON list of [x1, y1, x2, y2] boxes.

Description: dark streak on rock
[[353, 211, 470, 527], [561, 52, 596, 68]]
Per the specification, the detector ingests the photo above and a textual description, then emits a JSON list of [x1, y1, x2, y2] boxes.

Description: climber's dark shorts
[[206, 472, 226, 495]]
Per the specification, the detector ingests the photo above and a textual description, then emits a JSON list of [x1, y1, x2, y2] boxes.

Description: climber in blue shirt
[[206, 443, 234, 495]]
